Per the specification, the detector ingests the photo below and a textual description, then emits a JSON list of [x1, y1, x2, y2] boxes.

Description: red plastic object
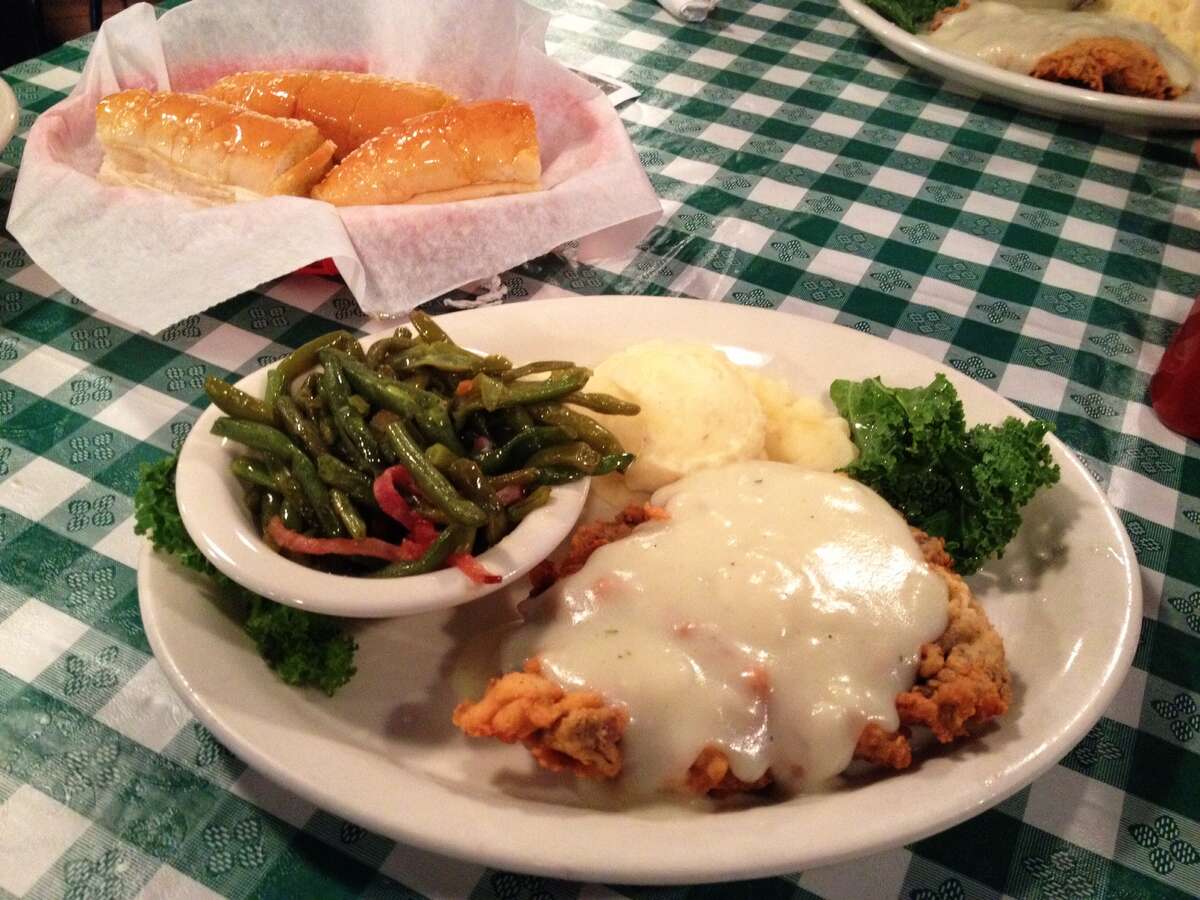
[[1150, 296, 1200, 439], [295, 258, 340, 277]]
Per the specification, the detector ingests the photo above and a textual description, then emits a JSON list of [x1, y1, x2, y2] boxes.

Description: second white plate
[[840, 0, 1200, 131], [140, 296, 1141, 884]]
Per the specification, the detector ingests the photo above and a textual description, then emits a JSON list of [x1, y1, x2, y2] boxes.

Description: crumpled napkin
[[657, 0, 719, 23], [6, 0, 661, 333]]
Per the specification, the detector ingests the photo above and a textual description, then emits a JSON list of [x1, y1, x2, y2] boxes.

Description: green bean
[[392, 341, 511, 375], [296, 372, 325, 418], [213, 415, 293, 461], [381, 421, 487, 527], [483, 511, 507, 547], [476, 426, 575, 475], [449, 526, 478, 556], [502, 361, 575, 382], [366, 412, 402, 465], [319, 351, 352, 405], [501, 406, 535, 431], [327, 349, 464, 453], [410, 501, 451, 525], [368, 525, 459, 578], [348, 395, 370, 416], [485, 407, 533, 444], [316, 413, 337, 447], [366, 330, 416, 368], [448, 458, 502, 509], [265, 457, 314, 526], [263, 369, 286, 418], [508, 485, 551, 523], [338, 407, 385, 471], [409, 310, 450, 343], [474, 368, 591, 412], [231, 456, 277, 491], [329, 489, 367, 539], [594, 452, 635, 475], [424, 443, 459, 472], [563, 391, 641, 416], [277, 499, 305, 531], [466, 410, 491, 438], [258, 491, 281, 536], [528, 403, 621, 454], [273, 330, 358, 392], [445, 457, 506, 546], [210, 417, 342, 536], [535, 466, 584, 486], [204, 375, 275, 426], [316, 454, 377, 507], [487, 468, 538, 490], [326, 349, 415, 414], [408, 312, 502, 378], [526, 441, 601, 473], [261, 331, 355, 414], [275, 395, 328, 459], [321, 356, 384, 472], [331, 430, 358, 467], [412, 402, 465, 455]]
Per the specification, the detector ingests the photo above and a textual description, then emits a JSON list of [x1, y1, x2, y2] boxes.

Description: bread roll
[[311, 100, 540, 207], [206, 71, 457, 160], [95, 89, 336, 204]]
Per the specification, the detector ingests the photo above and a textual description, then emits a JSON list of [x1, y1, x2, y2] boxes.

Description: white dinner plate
[[0, 79, 18, 154], [139, 296, 1140, 884], [839, 0, 1200, 131]]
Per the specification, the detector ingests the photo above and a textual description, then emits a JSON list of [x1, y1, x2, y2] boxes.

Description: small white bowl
[[175, 337, 588, 618]]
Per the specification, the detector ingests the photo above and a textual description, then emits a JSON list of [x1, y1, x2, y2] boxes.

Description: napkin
[[6, 0, 662, 333], [657, 0, 719, 23]]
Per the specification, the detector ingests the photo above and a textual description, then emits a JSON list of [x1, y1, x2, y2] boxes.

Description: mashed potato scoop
[[583, 341, 857, 493]]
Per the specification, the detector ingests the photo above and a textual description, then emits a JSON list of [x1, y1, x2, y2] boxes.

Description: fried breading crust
[[528, 503, 667, 595], [685, 746, 773, 795], [454, 523, 1010, 793], [1030, 37, 1181, 100], [895, 532, 1012, 744], [451, 663, 627, 779]]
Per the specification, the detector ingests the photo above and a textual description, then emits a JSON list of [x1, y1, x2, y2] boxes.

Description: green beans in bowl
[[173, 312, 636, 617]]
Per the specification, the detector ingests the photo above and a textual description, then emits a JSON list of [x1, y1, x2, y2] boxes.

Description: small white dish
[[840, 0, 1200, 131], [143, 296, 1140, 883], [0, 79, 18, 154], [175, 332, 589, 618]]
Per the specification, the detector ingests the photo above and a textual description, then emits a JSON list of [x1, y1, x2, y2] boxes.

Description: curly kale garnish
[[860, 0, 958, 33], [135, 456, 356, 694], [830, 374, 1061, 574]]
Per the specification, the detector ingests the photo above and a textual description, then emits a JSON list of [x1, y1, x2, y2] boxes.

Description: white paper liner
[[6, 0, 662, 333]]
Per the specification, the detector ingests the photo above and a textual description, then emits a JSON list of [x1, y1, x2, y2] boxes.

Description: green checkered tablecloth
[[2, 0, 1199, 896]]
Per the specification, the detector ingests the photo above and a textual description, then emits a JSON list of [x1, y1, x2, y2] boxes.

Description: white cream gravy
[[926, 1, 1195, 90], [502, 462, 950, 796]]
